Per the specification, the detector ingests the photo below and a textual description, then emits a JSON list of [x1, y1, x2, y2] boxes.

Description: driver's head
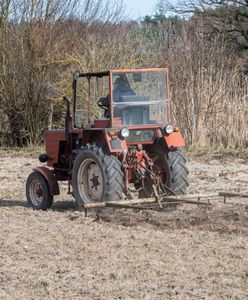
[[114, 77, 126, 88]]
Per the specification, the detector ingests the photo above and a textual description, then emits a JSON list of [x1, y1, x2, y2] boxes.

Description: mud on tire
[[72, 144, 125, 210]]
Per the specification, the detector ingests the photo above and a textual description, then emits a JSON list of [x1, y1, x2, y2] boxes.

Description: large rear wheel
[[72, 144, 125, 210], [142, 144, 189, 197]]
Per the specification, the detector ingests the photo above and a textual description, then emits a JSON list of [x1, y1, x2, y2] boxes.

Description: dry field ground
[[0, 151, 248, 299]]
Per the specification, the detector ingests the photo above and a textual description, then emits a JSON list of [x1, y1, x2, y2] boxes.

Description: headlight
[[119, 127, 129, 138], [164, 124, 174, 135]]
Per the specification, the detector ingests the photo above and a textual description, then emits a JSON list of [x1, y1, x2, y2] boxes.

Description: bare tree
[[0, 0, 124, 146]]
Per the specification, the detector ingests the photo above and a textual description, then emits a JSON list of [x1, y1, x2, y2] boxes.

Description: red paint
[[44, 129, 66, 167], [164, 131, 186, 148], [105, 134, 127, 153], [93, 119, 110, 128]]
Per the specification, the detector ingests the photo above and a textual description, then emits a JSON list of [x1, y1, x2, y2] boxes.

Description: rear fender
[[164, 131, 186, 148], [34, 166, 60, 196]]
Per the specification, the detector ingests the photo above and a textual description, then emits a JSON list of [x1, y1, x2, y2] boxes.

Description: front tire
[[26, 172, 53, 210], [72, 144, 124, 210]]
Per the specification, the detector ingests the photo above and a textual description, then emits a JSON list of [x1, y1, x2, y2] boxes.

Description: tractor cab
[[73, 68, 169, 129]]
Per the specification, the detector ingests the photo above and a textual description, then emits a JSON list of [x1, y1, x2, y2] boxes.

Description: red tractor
[[26, 68, 189, 210]]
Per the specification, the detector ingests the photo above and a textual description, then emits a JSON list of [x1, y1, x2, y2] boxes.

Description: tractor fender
[[164, 131, 186, 148], [33, 166, 60, 196]]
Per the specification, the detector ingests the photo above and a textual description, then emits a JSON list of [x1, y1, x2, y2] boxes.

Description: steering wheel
[[97, 97, 108, 109]]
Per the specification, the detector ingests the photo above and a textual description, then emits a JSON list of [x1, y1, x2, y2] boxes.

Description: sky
[[123, 0, 157, 19]]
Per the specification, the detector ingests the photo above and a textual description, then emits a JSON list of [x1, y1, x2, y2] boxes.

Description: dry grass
[[0, 154, 248, 299], [0, 146, 44, 158]]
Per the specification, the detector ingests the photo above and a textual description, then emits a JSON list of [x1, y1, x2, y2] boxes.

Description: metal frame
[[83, 192, 248, 212], [72, 68, 170, 129], [110, 68, 170, 128]]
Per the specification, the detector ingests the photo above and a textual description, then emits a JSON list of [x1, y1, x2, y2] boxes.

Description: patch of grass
[[0, 146, 45, 158], [185, 146, 248, 162], [185, 147, 210, 159]]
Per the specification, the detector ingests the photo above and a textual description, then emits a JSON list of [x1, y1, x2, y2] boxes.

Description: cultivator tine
[[138, 161, 177, 197], [160, 182, 176, 196], [152, 184, 163, 208]]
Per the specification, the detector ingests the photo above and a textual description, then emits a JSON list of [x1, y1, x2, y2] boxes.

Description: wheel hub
[[88, 165, 103, 199], [77, 158, 104, 203], [90, 174, 100, 190], [29, 180, 44, 205], [35, 185, 42, 197]]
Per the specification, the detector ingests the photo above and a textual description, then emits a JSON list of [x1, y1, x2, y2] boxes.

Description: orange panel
[[164, 131, 186, 148]]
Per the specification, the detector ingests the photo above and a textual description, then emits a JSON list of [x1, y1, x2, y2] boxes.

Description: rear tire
[[142, 143, 189, 196], [72, 144, 125, 210], [167, 149, 189, 194], [26, 172, 53, 210]]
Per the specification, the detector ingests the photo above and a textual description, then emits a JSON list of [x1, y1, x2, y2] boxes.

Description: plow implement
[[83, 192, 248, 215]]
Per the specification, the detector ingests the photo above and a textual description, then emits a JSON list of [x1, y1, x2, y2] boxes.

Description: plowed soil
[[0, 153, 248, 299]]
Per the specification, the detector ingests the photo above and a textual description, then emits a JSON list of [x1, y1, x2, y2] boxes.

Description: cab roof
[[77, 68, 168, 78]]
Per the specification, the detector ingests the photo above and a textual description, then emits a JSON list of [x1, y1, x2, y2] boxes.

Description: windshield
[[112, 71, 168, 125]]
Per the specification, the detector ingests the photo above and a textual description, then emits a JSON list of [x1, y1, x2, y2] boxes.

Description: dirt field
[[0, 153, 248, 299]]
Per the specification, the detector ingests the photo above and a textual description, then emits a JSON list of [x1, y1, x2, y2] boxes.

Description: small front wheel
[[26, 172, 53, 210]]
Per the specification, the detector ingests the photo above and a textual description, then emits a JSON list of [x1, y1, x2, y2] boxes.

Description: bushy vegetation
[[0, 0, 247, 149]]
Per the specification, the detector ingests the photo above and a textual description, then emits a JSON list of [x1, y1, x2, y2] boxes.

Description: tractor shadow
[[0, 199, 28, 208], [51, 200, 76, 211], [0, 198, 75, 211]]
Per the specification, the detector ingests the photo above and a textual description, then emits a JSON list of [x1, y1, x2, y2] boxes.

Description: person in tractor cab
[[97, 76, 135, 118]]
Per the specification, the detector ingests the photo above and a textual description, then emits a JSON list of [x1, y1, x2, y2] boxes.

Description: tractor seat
[[117, 95, 150, 125], [121, 105, 149, 125]]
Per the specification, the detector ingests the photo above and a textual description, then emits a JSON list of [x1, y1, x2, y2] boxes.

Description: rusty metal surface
[[44, 129, 66, 166], [33, 166, 60, 196]]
